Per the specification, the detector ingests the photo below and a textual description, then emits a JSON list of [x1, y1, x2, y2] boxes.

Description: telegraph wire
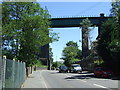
[[74, 2, 105, 16]]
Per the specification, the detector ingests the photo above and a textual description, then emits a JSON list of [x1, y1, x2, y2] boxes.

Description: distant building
[[38, 44, 49, 65]]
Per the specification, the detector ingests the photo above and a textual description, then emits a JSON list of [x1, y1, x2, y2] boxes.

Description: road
[[41, 70, 119, 89]]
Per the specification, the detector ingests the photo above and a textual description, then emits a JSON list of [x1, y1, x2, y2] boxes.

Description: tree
[[110, 0, 120, 21], [80, 18, 94, 49], [61, 41, 82, 67], [49, 46, 54, 69], [96, 0, 120, 75], [2, 2, 59, 67], [52, 61, 63, 69]]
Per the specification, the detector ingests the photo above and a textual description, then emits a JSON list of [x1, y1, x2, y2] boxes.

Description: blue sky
[[39, 2, 112, 62]]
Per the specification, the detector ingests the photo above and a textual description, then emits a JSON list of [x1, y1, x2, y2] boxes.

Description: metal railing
[[0, 56, 3, 90], [0, 56, 26, 89]]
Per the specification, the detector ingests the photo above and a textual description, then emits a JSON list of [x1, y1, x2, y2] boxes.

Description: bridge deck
[[50, 16, 112, 28]]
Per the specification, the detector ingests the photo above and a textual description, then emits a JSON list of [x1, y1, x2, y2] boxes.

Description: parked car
[[59, 65, 68, 73], [69, 64, 82, 73], [94, 67, 114, 78], [56, 67, 59, 70]]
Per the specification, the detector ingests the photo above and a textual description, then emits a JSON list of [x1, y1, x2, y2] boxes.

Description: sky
[[39, 2, 112, 62], [37, 0, 112, 2]]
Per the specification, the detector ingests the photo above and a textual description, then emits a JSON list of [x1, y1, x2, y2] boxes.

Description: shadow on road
[[65, 74, 95, 79], [49, 70, 120, 80], [111, 77, 120, 80], [50, 70, 92, 74], [65, 74, 120, 80]]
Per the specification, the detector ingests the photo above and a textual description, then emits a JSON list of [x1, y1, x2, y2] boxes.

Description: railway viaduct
[[40, 13, 112, 70]]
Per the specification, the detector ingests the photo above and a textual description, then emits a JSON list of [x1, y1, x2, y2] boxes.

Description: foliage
[[34, 60, 47, 67], [97, 19, 120, 61], [2, 2, 59, 67], [80, 18, 92, 27], [94, 59, 104, 65], [80, 18, 95, 48], [49, 46, 54, 65], [61, 41, 82, 67], [96, 0, 120, 74], [52, 61, 63, 68], [110, 0, 120, 21]]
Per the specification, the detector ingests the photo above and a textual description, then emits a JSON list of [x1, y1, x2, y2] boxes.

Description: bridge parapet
[[50, 14, 112, 28], [51, 14, 110, 19]]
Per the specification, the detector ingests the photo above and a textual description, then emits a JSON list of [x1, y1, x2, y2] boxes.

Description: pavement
[[22, 70, 47, 88]]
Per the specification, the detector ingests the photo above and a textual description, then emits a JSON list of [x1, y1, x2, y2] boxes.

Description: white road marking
[[93, 83, 107, 88], [40, 70, 48, 88], [93, 84, 113, 90], [43, 78, 48, 88]]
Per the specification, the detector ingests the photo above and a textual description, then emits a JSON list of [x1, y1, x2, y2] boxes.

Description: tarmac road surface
[[23, 70, 119, 89]]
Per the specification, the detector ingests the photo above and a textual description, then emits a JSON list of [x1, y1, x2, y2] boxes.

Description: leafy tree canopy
[[2, 2, 59, 67], [96, 0, 120, 74], [61, 41, 82, 67]]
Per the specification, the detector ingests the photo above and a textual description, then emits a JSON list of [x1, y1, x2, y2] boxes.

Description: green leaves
[[61, 41, 82, 67], [110, 0, 120, 22], [2, 2, 59, 67], [96, 1, 120, 73], [80, 18, 92, 27], [80, 18, 95, 49]]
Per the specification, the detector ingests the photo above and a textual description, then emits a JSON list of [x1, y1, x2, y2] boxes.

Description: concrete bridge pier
[[82, 13, 105, 58], [81, 25, 89, 58], [98, 13, 105, 37]]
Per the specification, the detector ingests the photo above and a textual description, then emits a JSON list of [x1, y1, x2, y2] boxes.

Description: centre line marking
[[93, 83, 109, 89], [93, 84, 113, 90]]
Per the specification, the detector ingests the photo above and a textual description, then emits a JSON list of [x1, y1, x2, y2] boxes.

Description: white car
[[70, 64, 82, 73]]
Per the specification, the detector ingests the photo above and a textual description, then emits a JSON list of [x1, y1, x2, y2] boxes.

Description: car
[[56, 67, 59, 70], [69, 64, 82, 73], [59, 65, 68, 73], [94, 67, 114, 78]]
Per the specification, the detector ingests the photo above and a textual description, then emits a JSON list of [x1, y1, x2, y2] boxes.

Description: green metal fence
[[0, 57, 3, 90], [0, 56, 26, 89]]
